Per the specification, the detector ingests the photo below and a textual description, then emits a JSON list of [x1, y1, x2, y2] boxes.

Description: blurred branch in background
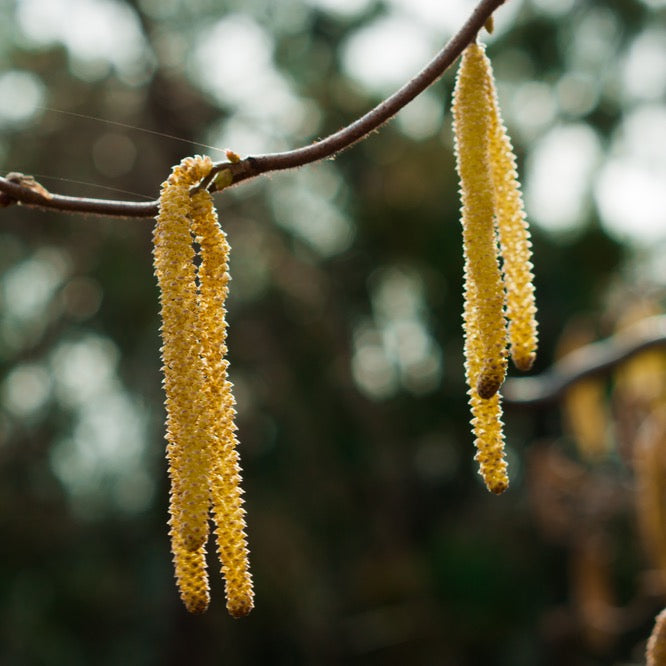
[[504, 315, 666, 407]]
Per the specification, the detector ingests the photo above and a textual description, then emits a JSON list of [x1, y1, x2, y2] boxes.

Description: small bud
[[214, 169, 234, 190]]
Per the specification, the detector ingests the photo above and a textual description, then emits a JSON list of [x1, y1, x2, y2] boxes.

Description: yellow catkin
[[167, 420, 210, 613], [647, 608, 666, 666], [166, 431, 210, 612], [155, 155, 254, 616], [453, 41, 508, 402], [453, 42, 508, 493], [169, 473, 210, 614], [210, 390, 255, 618], [464, 278, 508, 493], [154, 157, 212, 554], [484, 49, 538, 372], [190, 188, 254, 618]]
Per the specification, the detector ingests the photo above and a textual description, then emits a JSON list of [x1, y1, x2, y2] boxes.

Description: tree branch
[[0, 172, 159, 217], [503, 315, 666, 407], [0, 0, 505, 219]]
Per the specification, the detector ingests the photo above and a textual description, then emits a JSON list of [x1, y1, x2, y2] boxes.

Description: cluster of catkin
[[153, 155, 253, 617], [452, 42, 538, 494], [648, 608, 666, 666]]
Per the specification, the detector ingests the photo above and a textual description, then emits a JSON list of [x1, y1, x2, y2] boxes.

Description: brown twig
[[0, 0, 505, 219], [503, 316, 666, 407], [0, 172, 159, 217]]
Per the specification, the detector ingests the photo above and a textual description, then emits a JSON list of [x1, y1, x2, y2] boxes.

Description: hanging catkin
[[153, 158, 212, 555], [453, 43, 508, 403], [452, 40, 538, 494], [190, 185, 254, 618], [485, 54, 538, 372], [153, 155, 253, 616], [452, 42, 509, 494]]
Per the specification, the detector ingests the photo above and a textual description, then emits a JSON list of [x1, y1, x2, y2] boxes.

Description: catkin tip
[[185, 596, 210, 615], [512, 351, 536, 372], [228, 598, 254, 619], [489, 479, 508, 495]]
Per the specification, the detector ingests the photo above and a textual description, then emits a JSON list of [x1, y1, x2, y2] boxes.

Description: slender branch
[[0, 172, 158, 217], [503, 316, 666, 407], [200, 0, 506, 190], [0, 0, 505, 219]]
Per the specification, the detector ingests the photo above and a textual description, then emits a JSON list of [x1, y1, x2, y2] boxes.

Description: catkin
[[647, 608, 666, 666], [169, 508, 210, 614], [485, 51, 538, 372], [453, 42, 509, 493], [154, 157, 212, 554], [190, 189, 254, 618], [154, 155, 253, 616], [452, 40, 539, 493], [465, 278, 509, 494], [453, 42, 508, 400]]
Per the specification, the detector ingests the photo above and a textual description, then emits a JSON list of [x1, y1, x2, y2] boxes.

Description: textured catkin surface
[[153, 155, 253, 616], [452, 43, 508, 494], [154, 156, 213, 612], [190, 190, 254, 618], [464, 278, 509, 494], [647, 608, 666, 666], [485, 51, 538, 372], [154, 157, 213, 555], [170, 529, 210, 614], [453, 42, 508, 400]]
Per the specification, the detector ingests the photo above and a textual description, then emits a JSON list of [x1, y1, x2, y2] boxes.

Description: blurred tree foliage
[[0, 1, 665, 664]]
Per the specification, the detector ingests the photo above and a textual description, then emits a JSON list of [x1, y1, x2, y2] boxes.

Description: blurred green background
[[1, 0, 665, 663]]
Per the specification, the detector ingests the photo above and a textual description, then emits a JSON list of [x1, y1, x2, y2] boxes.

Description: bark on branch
[[0, 0, 505, 219]]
